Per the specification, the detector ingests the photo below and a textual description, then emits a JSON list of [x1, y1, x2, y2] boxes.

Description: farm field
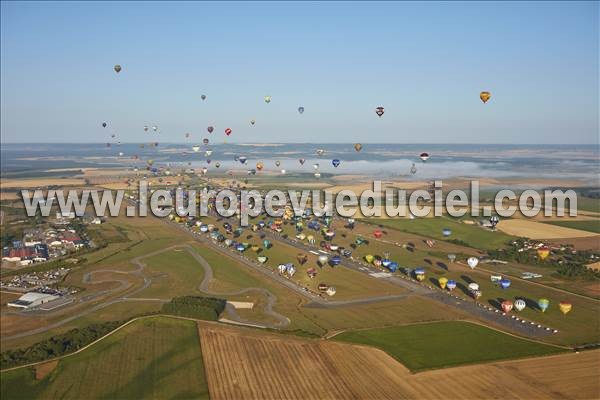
[[543, 219, 600, 234], [0, 317, 209, 400], [333, 320, 565, 371], [198, 321, 599, 400], [497, 219, 598, 239]]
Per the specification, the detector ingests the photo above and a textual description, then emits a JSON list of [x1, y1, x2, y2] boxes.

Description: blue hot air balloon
[[442, 228, 452, 237], [332, 159, 341, 168], [382, 259, 391, 267], [499, 278, 511, 289], [446, 280, 457, 290], [388, 262, 399, 272], [298, 106, 305, 114], [330, 255, 341, 266]]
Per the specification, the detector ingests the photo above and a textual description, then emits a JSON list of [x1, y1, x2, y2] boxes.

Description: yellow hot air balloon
[[537, 246, 550, 261], [264, 96, 272, 103], [416, 274, 425, 282], [365, 254, 374, 263], [480, 91, 491, 103], [251, 245, 260, 252], [438, 277, 448, 289], [559, 301, 572, 315]]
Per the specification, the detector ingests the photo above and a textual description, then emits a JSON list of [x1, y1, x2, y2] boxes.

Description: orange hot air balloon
[[354, 143, 363, 152], [537, 246, 550, 261], [559, 301, 572, 315], [480, 91, 491, 103], [256, 162, 264, 171]]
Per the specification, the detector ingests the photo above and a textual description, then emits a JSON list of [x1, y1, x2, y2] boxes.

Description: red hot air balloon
[[373, 230, 383, 239], [225, 128, 232, 136], [501, 300, 513, 313]]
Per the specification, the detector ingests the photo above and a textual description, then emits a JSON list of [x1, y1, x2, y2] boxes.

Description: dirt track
[[199, 322, 600, 400]]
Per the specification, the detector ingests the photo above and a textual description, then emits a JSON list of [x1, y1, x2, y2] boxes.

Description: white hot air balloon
[[467, 257, 479, 269], [468, 282, 479, 292], [514, 299, 526, 312]]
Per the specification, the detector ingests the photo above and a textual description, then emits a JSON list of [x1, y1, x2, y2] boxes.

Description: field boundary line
[[0, 314, 204, 373]]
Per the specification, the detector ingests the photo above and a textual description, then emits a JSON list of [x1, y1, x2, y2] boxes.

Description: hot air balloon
[[442, 228, 452, 237], [256, 162, 264, 171], [313, 163, 319, 170], [373, 230, 383, 239], [185, 133, 190, 139], [537, 246, 550, 261], [298, 158, 306, 165], [316, 149, 325, 156], [280, 169, 286, 174], [207, 126, 214, 133], [410, 163, 417, 175], [467, 257, 479, 269], [144, 126, 149, 132], [225, 128, 232, 136], [473, 290, 482, 300], [192, 145, 200, 152], [215, 162, 221, 168], [152, 126, 158, 132], [203, 138, 209, 145], [354, 143, 362, 152], [501, 300, 513, 313], [102, 122, 107, 128], [205, 150, 213, 157], [514, 299, 526, 312], [499, 278, 511, 289], [250, 119, 256, 126], [114, 64, 122, 73], [438, 277, 448, 289], [332, 159, 341, 168], [480, 91, 491, 103], [257, 256, 268, 263], [414, 268, 426, 281], [375, 106, 385, 117], [202, 167, 208, 174], [239, 156, 248, 164], [298, 106, 304, 114], [490, 215, 499, 229], [275, 160, 281, 167], [538, 298, 550, 312], [201, 94, 207, 101], [446, 280, 457, 291], [118, 152, 124, 157], [297, 253, 308, 265], [559, 301, 572, 315], [447, 254, 456, 263], [468, 282, 479, 292], [264, 96, 272, 103], [365, 254, 374, 263], [314, 172, 321, 178], [419, 152, 430, 162]]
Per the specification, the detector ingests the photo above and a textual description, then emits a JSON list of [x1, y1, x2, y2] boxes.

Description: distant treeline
[[161, 296, 226, 321], [0, 320, 124, 370]]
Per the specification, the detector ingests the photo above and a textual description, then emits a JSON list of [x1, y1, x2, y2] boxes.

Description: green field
[[334, 321, 565, 371], [0, 317, 208, 400], [364, 216, 515, 250], [138, 249, 206, 298], [543, 220, 600, 234]]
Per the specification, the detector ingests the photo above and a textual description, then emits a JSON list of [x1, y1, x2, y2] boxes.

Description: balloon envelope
[[537, 247, 550, 261], [332, 159, 341, 168], [480, 91, 491, 103], [446, 280, 457, 290], [298, 106, 304, 114], [559, 301, 572, 315], [467, 257, 479, 269], [114, 64, 122, 73], [438, 277, 448, 289], [354, 143, 362, 152], [501, 300, 513, 313], [514, 299, 526, 311], [499, 278, 511, 289], [538, 298, 550, 312]]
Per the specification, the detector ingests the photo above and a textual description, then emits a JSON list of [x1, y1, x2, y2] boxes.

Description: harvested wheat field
[[199, 322, 600, 400], [498, 219, 598, 239]]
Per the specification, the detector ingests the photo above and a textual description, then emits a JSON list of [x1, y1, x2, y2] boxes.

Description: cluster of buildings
[[0, 267, 71, 291], [2, 225, 88, 266]]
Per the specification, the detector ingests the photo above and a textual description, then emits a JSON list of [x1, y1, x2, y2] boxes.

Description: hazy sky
[[1, 1, 598, 144]]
